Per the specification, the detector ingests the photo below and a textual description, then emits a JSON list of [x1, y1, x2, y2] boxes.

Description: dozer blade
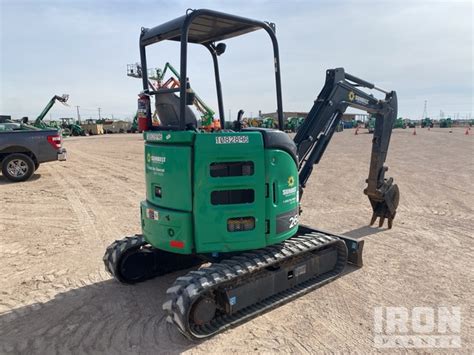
[[163, 227, 363, 340]]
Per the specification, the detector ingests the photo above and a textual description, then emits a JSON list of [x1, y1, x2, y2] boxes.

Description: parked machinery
[[439, 118, 452, 128], [261, 116, 277, 128], [421, 117, 434, 128], [127, 62, 220, 130], [393, 117, 407, 129], [285, 116, 305, 132], [57, 118, 85, 136], [32, 95, 69, 130], [365, 115, 376, 133]]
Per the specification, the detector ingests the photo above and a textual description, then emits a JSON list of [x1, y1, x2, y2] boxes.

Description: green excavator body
[[140, 130, 299, 254]]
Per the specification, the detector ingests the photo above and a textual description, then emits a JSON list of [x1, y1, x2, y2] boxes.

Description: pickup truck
[[0, 118, 67, 182]]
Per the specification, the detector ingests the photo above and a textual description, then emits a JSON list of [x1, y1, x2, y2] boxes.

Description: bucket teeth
[[378, 217, 385, 228], [369, 213, 377, 226], [387, 218, 393, 229]]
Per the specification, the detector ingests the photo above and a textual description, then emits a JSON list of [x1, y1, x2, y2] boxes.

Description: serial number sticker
[[147, 133, 163, 141], [215, 135, 249, 144]]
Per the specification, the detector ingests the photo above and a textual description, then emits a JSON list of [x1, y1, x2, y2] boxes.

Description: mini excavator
[[104, 9, 400, 340]]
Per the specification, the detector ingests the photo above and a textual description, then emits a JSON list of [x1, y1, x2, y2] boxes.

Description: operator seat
[[155, 93, 198, 128], [243, 127, 298, 164]]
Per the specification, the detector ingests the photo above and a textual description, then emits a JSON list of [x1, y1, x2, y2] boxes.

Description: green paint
[[142, 130, 300, 254], [192, 132, 266, 252], [141, 201, 194, 254]]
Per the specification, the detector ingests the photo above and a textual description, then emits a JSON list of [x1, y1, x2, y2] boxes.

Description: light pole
[[76, 106, 81, 124]]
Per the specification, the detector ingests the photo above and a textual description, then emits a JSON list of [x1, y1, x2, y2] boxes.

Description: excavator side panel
[[264, 149, 299, 246]]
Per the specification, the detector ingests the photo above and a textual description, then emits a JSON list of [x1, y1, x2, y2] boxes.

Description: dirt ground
[[0, 127, 472, 354]]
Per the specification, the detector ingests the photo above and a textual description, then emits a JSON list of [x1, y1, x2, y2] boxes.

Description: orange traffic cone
[[465, 128, 469, 135], [355, 127, 359, 135], [413, 127, 417, 135]]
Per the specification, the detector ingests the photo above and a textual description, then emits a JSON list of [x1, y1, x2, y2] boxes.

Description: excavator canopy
[[140, 10, 264, 46], [138, 9, 284, 130]]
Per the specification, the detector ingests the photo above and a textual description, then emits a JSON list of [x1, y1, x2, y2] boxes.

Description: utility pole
[[98, 107, 101, 121], [422, 100, 428, 119], [76, 106, 81, 124]]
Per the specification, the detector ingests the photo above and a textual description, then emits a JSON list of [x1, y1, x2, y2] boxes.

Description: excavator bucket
[[368, 179, 399, 229]]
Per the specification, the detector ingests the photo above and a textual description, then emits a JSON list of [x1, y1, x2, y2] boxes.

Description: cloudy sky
[[0, 0, 472, 121]]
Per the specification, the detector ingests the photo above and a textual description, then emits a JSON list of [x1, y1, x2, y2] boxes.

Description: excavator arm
[[294, 68, 399, 228]]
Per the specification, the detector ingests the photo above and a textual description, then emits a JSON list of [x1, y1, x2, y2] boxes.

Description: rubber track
[[103, 235, 146, 283], [163, 231, 348, 340]]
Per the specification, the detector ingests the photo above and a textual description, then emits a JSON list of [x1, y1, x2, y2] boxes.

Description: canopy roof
[[140, 9, 267, 46]]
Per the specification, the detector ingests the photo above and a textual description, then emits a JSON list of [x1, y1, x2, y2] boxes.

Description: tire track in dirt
[[48, 164, 100, 242], [70, 149, 144, 184], [0, 271, 191, 354], [65, 149, 145, 208], [53, 166, 127, 242]]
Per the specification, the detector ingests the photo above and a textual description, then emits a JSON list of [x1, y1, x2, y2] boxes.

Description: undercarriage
[[104, 226, 363, 339]]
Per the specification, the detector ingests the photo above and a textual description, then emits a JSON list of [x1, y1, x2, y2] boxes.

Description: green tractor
[[421, 117, 433, 128], [439, 117, 452, 128], [261, 116, 276, 128], [393, 117, 407, 129], [103, 9, 400, 340], [365, 115, 376, 133], [285, 116, 305, 132], [58, 118, 85, 136]]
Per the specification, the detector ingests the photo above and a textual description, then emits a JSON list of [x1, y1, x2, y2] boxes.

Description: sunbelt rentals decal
[[146, 153, 166, 175]]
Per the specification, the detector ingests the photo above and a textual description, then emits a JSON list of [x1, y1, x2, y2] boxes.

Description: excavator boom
[[294, 68, 399, 228]]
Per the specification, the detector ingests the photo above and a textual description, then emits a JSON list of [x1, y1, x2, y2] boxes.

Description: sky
[[0, 0, 472, 122]]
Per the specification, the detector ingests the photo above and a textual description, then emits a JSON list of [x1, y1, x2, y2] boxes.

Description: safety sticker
[[146, 208, 159, 220]]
